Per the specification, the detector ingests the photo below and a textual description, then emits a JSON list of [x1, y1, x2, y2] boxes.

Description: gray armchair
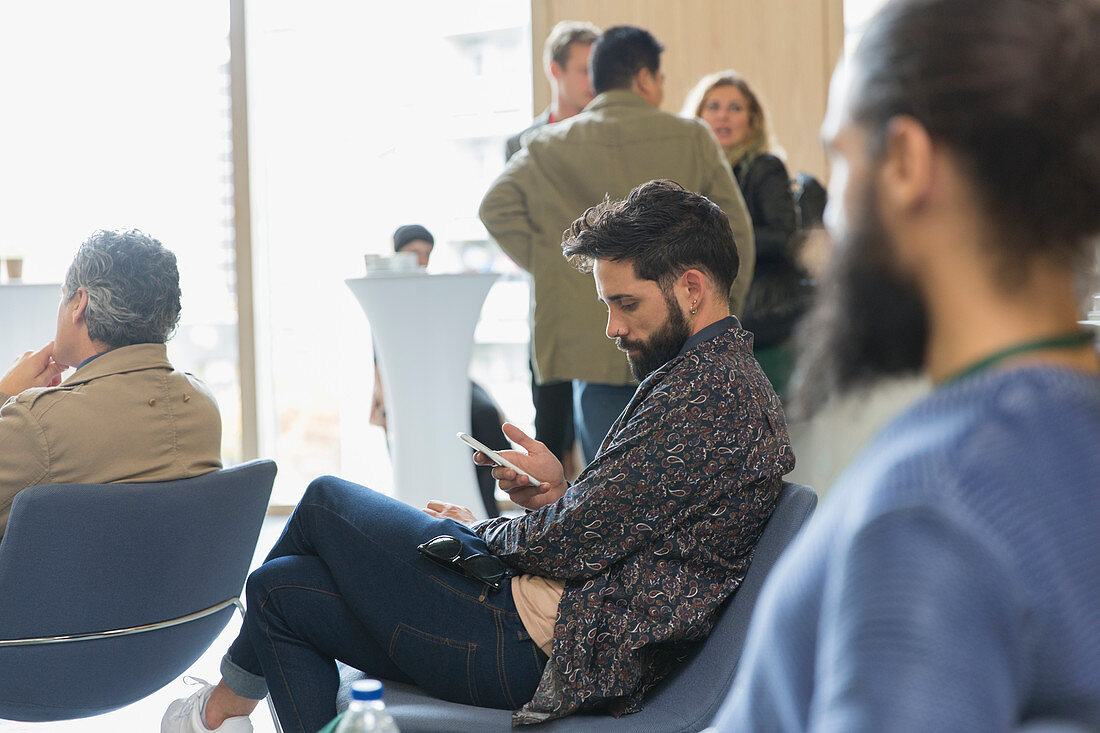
[[336, 480, 818, 732], [0, 460, 276, 723]]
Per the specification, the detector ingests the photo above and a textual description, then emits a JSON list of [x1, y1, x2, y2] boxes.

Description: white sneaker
[[161, 676, 255, 733]]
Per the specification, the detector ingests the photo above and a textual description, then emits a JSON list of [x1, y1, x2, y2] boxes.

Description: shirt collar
[[77, 350, 111, 370], [677, 316, 741, 358], [63, 342, 173, 387], [584, 89, 651, 113]]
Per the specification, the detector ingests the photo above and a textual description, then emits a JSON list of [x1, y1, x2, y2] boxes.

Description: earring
[[690, 300, 697, 316]]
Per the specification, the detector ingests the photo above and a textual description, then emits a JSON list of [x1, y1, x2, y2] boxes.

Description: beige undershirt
[[511, 575, 565, 656]]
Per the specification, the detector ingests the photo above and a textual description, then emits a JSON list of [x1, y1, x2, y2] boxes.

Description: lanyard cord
[[941, 330, 1095, 386]]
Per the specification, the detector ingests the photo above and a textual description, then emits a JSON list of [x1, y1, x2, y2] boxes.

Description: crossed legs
[[206, 476, 545, 733]]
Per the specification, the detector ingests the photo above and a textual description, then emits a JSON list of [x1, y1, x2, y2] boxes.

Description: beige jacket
[[0, 343, 222, 535], [480, 89, 755, 386]]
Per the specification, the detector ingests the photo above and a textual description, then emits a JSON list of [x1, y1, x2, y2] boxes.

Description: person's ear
[[71, 287, 89, 324], [679, 269, 708, 310], [549, 60, 564, 82], [879, 115, 934, 215]]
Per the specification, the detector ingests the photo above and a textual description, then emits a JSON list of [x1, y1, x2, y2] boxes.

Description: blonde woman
[[685, 71, 808, 395]]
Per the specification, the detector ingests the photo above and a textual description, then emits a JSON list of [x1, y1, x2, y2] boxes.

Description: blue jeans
[[221, 476, 546, 733], [572, 380, 636, 464]]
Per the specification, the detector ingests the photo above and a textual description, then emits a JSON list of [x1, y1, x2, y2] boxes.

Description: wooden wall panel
[[531, 0, 844, 180]]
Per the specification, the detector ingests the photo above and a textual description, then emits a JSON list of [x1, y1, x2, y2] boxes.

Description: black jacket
[[734, 152, 797, 263], [734, 153, 810, 347]]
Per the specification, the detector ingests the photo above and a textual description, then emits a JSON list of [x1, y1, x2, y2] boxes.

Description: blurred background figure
[[685, 71, 811, 397], [505, 20, 600, 163], [713, 0, 1100, 728], [505, 20, 600, 479], [370, 224, 510, 517], [391, 223, 434, 267], [681, 80, 930, 496]]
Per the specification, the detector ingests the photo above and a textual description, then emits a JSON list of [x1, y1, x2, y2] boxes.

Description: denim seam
[[426, 573, 521, 617], [258, 583, 342, 733], [389, 623, 479, 705], [466, 635, 477, 705], [494, 610, 516, 709], [301, 498, 521, 617], [388, 623, 478, 653], [299, 499, 442, 579], [528, 639, 544, 679]]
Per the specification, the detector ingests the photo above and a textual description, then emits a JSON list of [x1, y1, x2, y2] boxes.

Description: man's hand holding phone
[[463, 423, 568, 511]]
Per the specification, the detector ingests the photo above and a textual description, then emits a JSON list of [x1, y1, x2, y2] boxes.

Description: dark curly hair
[[561, 179, 739, 297]]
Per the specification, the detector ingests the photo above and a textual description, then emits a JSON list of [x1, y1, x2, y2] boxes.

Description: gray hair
[[62, 229, 182, 347]]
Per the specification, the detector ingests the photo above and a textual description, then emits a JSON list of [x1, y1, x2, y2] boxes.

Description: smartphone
[[456, 432, 540, 487]]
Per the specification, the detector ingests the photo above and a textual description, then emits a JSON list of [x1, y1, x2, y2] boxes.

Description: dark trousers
[[471, 381, 509, 517], [222, 477, 546, 733], [531, 370, 575, 462], [572, 380, 636, 464]]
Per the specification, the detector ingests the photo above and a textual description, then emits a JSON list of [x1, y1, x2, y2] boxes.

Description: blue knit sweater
[[713, 366, 1100, 732]]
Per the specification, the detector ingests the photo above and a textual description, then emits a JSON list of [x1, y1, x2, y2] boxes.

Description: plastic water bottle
[[334, 679, 400, 732]]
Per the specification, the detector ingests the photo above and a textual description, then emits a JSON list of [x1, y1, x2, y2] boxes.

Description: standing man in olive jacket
[[480, 25, 754, 465], [505, 20, 600, 473]]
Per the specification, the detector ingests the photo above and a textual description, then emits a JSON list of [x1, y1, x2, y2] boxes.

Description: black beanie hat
[[392, 224, 435, 252]]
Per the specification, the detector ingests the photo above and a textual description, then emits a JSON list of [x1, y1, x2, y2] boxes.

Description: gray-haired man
[[0, 229, 222, 536]]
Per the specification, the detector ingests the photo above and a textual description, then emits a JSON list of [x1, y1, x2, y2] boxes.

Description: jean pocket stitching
[[389, 623, 480, 706], [493, 611, 517, 709], [426, 574, 521, 617], [426, 573, 488, 605], [528, 640, 545, 678]]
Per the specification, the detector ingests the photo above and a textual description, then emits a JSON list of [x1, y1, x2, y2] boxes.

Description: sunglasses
[[416, 535, 511, 591]]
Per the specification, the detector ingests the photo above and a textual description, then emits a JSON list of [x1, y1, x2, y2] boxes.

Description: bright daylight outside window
[[245, 1, 533, 504], [0, 1, 243, 464]]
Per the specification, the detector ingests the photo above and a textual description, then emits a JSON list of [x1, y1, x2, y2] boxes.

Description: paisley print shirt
[[474, 317, 794, 724]]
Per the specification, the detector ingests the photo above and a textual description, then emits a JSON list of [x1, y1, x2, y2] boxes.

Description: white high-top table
[[346, 272, 498, 516], [0, 283, 61, 369]]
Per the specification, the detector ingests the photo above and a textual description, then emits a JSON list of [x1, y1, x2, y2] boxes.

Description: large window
[[0, 0, 243, 464], [1, 2, 537, 505], [1, 1, 558, 509], [245, 0, 533, 503]]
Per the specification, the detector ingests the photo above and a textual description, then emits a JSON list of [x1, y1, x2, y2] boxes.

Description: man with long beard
[[709, 0, 1100, 730]]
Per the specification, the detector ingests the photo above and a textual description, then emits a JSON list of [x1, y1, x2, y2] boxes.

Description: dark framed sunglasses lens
[[464, 554, 507, 581], [422, 536, 462, 560]]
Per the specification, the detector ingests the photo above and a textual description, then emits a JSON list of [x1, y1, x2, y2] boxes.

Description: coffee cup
[[4, 257, 23, 281]]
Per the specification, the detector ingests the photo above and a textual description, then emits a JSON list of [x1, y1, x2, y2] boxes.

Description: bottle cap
[[350, 678, 384, 701]]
